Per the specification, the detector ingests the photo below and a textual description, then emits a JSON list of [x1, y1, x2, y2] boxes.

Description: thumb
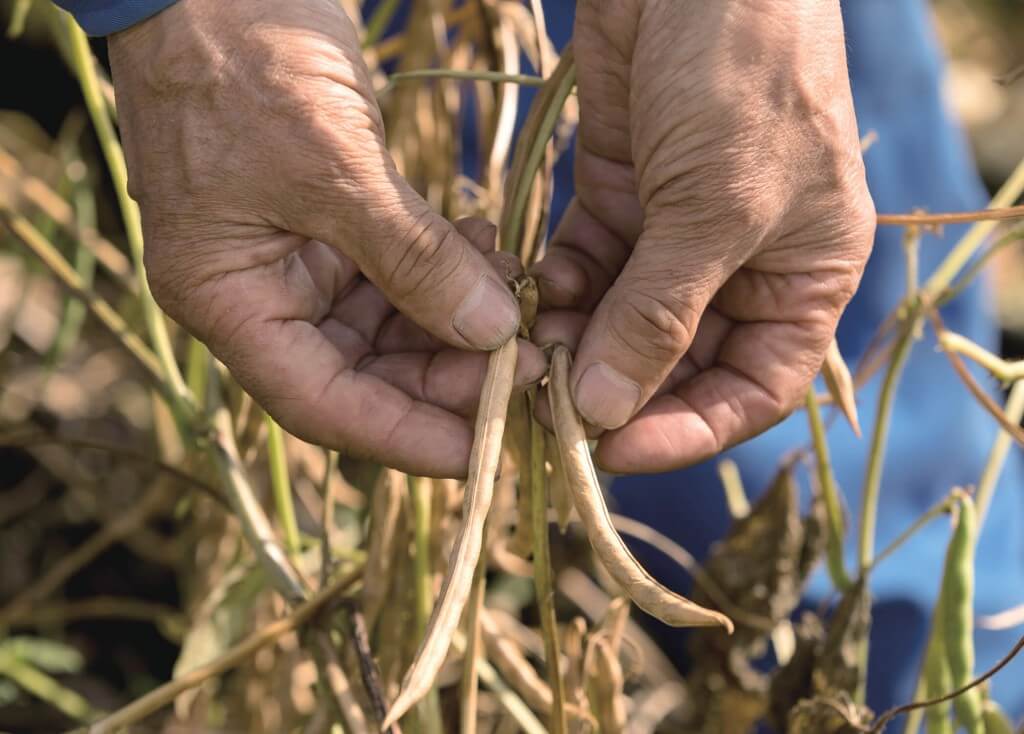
[[569, 224, 733, 430], [294, 158, 520, 352]]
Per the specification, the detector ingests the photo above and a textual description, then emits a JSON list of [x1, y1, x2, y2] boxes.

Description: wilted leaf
[[813, 577, 871, 696], [686, 468, 828, 728], [172, 564, 266, 717], [787, 693, 871, 734]]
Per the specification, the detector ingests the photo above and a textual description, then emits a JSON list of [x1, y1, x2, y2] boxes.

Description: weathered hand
[[533, 0, 875, 473], [109, 0, 542, 477]]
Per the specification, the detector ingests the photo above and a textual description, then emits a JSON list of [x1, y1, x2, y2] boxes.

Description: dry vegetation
[[1, 1, 1024, 733]]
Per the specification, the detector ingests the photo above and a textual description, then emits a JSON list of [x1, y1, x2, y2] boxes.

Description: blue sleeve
[[54, 0, 179, 36]]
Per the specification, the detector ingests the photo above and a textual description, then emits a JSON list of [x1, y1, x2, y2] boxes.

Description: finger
[[287, 144, 519, 352], [224, 316, 476, 477], [568, 225, 736, 431], [360, 339, 546, 417], [372, 246, 524, 354], [530, 190, 634, 312], [594, 319, 833, 473]]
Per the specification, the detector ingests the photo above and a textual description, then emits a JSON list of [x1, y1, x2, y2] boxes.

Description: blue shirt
[[63, 0, 1024, 717]]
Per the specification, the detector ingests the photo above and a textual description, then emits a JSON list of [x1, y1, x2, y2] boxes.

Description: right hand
[[108, 0, 544, 477]]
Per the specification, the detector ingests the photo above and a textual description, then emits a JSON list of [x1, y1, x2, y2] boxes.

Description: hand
[[532, 0, 875, 473], [108, 0, 543, 477]]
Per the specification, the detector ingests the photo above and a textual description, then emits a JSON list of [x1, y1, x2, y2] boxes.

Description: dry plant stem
[[976, 381, 1024, 524], [805, 389, 854, 592], [265, 414, 302, 558], [460, 554, 487, 734], [547, 438, 574, 532], [63, 15, 188, 403], [938, 331, 1024, 384], [452, 632, 548, 734], [528, 406, 568, 734], [549, 346, 734, 632], [371, 3, 478, 62], [716, 458, 750, 520], [0, 148, 134, 291], [0, 430, 225, 507], [0, 480, 168, 627], [624, 681, 688, 734], [362, 469, 404, 633], [409, 474, 444, 734], [209, 394, 307, 604], [1, 211, 165, 387], [383, 338, 519, 730], [876, 203, 1024, 226], [346, 603, 398, 733], [585, 638, 626, 734], [81, 567, 362, 734], [320, 449, 339, 588], [499, 48, 576, 253], [311, 627, 371, 734], [379, 68, 544, 96], [4, 597, 184, 630]]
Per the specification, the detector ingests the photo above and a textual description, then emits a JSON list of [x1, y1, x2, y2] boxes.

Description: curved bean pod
[[548, 346, 733, 632]]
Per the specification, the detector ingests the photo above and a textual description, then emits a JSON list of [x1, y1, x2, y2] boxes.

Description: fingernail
[[453, 275, 520, 350], [574, 362, 641, 430]]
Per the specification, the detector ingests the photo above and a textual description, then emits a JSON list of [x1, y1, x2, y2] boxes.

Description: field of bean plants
[[1, 0, 1024, 732]]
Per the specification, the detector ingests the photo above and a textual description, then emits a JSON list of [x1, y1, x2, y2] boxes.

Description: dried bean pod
[[383, 339, 518, 729], [548, 346, 733, 632]]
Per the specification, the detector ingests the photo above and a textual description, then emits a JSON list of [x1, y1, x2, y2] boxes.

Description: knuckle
[[380, 213, 464, 302], [610, 287, 695, 362]]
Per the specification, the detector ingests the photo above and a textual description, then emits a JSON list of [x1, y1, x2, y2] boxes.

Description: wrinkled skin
[[532, 0, 875, 472], [109, 0, 874, 477], [109, 0, 543, 478]]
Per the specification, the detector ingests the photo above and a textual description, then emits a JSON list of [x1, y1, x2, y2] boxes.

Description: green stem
[[921, 156, 1024, 303], [976, 381, 1024, 526], [265, 415, 301, 559], [0, 653, 96, 723], [63, 16, 190, 406], [938, 331, 1024, 384], [363, 0, 401, 46], [858, 319, 917, 571], [48, 169, 97, 365], [805, 389, 853, 592], [529, 412, 567, 734], [500, 54, 577, 254], [185, 338, 210, 412], [410, 475, 444, 734], [869, 492, 954, 574]]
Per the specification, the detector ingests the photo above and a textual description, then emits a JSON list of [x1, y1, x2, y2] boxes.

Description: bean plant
[[1, 2, 1024, 733]]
